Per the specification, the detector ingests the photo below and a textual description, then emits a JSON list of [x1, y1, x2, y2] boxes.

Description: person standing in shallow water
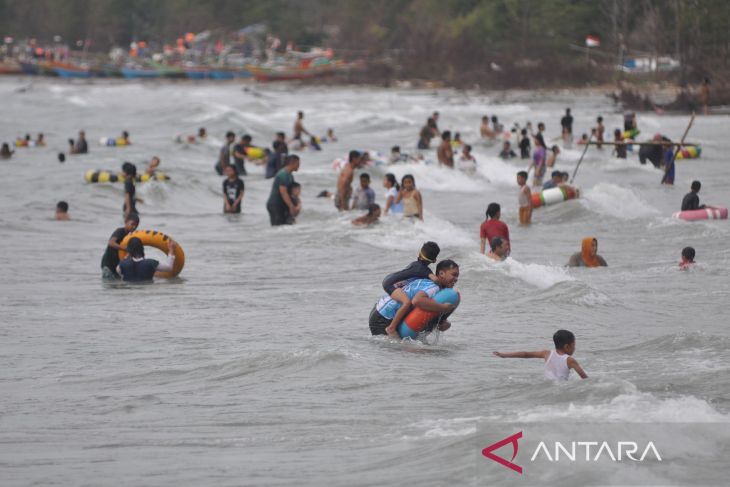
[[266, 155, 300, 226], [567, 237, 607, 267], [437, 131, 454, 168], [222, 165, 244, 214], [396, 174, 423, 220], [100, 213, 139, 279], [335, 151, 362, 211]]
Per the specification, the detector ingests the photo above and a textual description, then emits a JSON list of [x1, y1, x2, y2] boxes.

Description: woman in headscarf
[[567, 237, 607, 267]]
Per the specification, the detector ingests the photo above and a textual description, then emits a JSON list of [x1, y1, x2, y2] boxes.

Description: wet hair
[[552, 170, 562, 178], [384, 173, 399, 191], [566, 108, 571, 114], [520, 128, 527, 136], [360, 173, 370, 181], [127, 237, 145, 258], [442, 130, 451, 139], [226, 131, 235, 138], [454, 132, 461, 140], [597, 116, 603, 122], [682, 246, 695, 261], [427, 117, 436, 128], [125, 213, 140, 224], [366, 203, 380, 216], [298, 111, 304, 118], [291, 182, 301, 190], [242, 134, 252, 143], [401, 174, 415, 187], [224, 164, 238, 176], [537, 122, 545, 130], [691, 180, 701, 192], [122, 131, 129, 138], [517, 170, 528, 179], [57, 152, 66, 163], [317, 190, 330, 198], [56, 201, 68, 212], [198, 127, 206, 136], [562, 172, 570, 180], [551, 145, 559, 153], [490, 236, 503, 252], [464, 144, 472, 152], [276, 131, 286, 139], [486, 202, 501, 218], [614, 128, 622, 137], [391, 145, 400, 153], [553, 329, 575, 350], [348, 150, 361, 162], [436, 259, 459, 273], [122, 162, 137, 177], [491, 115, 498, 123], [419, 241, 440, 263], [285, 154, 300, 166], [482, 115, 489, 121], [534, 133, 546, 147]]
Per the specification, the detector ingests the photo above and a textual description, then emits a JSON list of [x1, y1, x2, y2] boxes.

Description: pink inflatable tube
[[672, 207, 728, 221]]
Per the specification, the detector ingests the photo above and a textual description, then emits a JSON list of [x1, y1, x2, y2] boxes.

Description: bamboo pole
[[570, 133, 593, 184], [662, 113, 695, 184]]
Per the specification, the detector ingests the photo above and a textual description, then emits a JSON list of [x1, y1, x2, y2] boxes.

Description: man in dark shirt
[[118, 237, 177, 282], [681, 180, 706, 211], [101, 213, 139, 279], [223, 165, 245, 213], [69, 130, 88, 154], [266, 155, 300, 225]]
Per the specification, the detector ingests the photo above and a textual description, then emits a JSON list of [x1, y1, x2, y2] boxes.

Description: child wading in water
[[493, 329, 588, 381], [396, 174, 423, 220], [381, 242, 441, 338], [517, 170, 532, 225]]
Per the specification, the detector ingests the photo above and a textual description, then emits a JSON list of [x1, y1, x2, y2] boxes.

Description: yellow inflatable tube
[[85, 170, 170, 183], [118, 230, 185, 278]]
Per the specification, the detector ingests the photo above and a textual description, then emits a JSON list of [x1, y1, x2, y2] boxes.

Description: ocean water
[[1, 79, 729, 486]]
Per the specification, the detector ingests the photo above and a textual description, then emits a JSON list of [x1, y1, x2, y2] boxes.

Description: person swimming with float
[[117, 237, 178, 282], [371, 257, 458, 339], [380, 242, 441, 338]]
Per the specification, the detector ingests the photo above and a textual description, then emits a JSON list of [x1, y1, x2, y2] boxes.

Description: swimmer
[[480, 115, 495, 140], [493, 329, 588, 381], [451, 132, 463, 148], [527, 134, 547, 187], [222, 165, 244, 214], [120, 130, 131, 145], [145, 156, 161, 176], [542, 170, 563, 190], [396, 174, 423, 220], [335, 150, 362, 211], [309, 135, 321, 151], [122, 162, 141, 217], [1, 142, 14, 159], [232, 134, 252, 175], [480, 203, 510, 254], [486, 236, 508, 262], [595, 116, 605, 148], [613, 129, 627, 158], [69, 130, 88, 154], [567, 237, 607, 267], [458, 144, 477, 172], [352, 203, 381, 226], [389, 145, 404, 164], [383, 173, 402, 215], [379, 242, 444, 338], [216, 131, 235, 175], [418, 118, 436, 149], [679, 246, 696, 270], [499, 140, 516, 159], [437, 131, 454, 167], [517, 171, 532, 225], [576, 133, 589, 146], [560, 108, 573, 146], [100, 212, 139, 279], [117, 237, 177, 282], [325, 128, 337, 142], [519, 128, 530, 159], [681, 180, 706, 211], [317, 190, 334, 199], [55, 201, 70, 220], [291, 111, 310, 148], [36, 133, 46, 147], [546, 145, 559, 168]]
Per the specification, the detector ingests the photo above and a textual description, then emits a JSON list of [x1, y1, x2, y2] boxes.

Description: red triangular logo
[[482, 431, 523, 474]]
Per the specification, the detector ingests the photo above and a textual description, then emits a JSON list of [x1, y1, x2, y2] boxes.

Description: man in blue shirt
[[369, 260, 459, 336]]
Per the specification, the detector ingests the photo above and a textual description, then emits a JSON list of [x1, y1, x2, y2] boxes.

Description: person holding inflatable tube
[[117, 237, 177, 282], [370, 258, 458, 338]]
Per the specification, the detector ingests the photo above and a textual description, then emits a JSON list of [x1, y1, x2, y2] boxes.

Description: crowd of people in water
[[4, 102, 710, 381]]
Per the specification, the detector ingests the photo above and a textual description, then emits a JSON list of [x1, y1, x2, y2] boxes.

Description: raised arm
[[493, 350, 550, 359]]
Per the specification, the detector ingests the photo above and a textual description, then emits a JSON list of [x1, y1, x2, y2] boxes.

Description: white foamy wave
[[516, 389, 729, 423], [483, 256, 575, 289], [473, 154, 524, 187], [348, 212, 474, 251], [581, 183, 659, 219], [384, 162, 489, 193]]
